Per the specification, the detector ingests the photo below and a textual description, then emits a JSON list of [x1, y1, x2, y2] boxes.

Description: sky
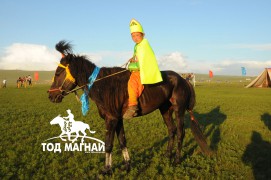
[[0, 0, 271, 76]]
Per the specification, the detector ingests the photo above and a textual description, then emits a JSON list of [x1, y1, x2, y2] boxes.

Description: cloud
[[171, 57, 271, 76], [158, 52, 188, 72], [0, 43, 132, 71], [1, 43, 270, 76], [205, 59, 271, 76], [83, 51, 132, 67], [0, 43, 59, 71]]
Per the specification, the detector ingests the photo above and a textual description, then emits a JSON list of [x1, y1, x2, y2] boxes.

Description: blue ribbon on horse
[[80, 66, 100, 116]]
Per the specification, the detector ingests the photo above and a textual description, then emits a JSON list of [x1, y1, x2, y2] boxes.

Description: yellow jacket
[[134, 38, 162, 84]]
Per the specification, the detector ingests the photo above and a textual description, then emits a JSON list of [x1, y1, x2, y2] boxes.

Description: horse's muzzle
[[48, 92, 64, 103]]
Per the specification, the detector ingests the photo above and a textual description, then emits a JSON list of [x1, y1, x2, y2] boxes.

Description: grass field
[[0, 78, 271, 179]]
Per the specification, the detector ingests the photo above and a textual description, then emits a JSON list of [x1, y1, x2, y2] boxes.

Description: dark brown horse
[[48, 41, 211, 175]]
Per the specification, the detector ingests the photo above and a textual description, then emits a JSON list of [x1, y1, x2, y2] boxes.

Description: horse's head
[[48, 41, 77, 103], [50, 115, 63, 125]]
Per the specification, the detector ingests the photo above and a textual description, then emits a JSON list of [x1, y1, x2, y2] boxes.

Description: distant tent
[[245, 68, 271, 88]]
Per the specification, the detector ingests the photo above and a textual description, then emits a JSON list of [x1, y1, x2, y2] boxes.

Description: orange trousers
[[128, 71, 144, 106]]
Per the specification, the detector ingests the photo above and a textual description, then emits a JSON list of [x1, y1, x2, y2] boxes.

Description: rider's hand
[[129, 57, 138, 63]]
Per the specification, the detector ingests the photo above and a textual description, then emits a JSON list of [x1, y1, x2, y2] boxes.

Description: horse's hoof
[[99, 166, 113, 176], [121, 160, 131, 173]]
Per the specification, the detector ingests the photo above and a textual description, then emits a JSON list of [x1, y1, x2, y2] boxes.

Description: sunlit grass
[[0, 83, 271, 179]]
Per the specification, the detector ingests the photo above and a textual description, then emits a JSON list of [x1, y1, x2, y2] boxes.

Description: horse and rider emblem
[[50, 109, 96, 143]]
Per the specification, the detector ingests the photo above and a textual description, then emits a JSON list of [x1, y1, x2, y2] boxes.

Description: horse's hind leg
[[159, 102, 176, 160], [175, 109, 186, 164], [116, 119, 131, 172]]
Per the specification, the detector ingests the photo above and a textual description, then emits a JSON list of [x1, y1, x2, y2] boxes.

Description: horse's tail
[[186, 80, 196, 111], [186, 81, 212, 156], [86, 124, 96, 134], [188, 111, 212, 156]]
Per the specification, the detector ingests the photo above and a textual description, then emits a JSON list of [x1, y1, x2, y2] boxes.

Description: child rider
[[123, 19, 163, 119]]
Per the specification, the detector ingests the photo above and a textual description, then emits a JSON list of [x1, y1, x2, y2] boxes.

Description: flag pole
[[241, 67, 246, 87]]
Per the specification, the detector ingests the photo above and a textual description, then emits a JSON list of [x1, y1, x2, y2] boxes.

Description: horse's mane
[[56, 40, 73, 55], [73, 56, 130, 116], [68, 53, 130, 87], [56, 40, 131, 115]]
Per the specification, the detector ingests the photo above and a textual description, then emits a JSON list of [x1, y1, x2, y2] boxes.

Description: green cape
[[134, 38, 162, 84]]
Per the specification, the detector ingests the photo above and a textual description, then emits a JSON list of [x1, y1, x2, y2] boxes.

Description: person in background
[[191, 73, 196, 87], [17, 77, 23, 88], [27, 75, 32, 86]]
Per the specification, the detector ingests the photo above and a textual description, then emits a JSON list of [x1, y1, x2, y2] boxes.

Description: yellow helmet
[[130, 19, 144, 34]]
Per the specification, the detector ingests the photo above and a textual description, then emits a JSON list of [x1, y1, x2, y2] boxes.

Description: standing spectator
[[191, 73, 196, 87], [23, 76, 27, 88], [185, 73, 190, 81], [27, 75, 32, 86], [17, 77, 24, 88]]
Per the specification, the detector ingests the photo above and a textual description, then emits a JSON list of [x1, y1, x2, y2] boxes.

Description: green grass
[[0, 82, 271, 179]]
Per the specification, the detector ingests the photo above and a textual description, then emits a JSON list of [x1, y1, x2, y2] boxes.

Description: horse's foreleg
[[101, 119, 118, 176], [160, 103, 176, 160], [116, 119, 131, 172], [175, 110, 185, 164]]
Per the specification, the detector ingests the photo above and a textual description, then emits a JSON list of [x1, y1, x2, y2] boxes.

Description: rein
[[66, 69, 128, 94], [67, 58, 130, 94]]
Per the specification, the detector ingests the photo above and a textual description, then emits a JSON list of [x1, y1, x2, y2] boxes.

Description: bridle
[[48, 63, 76, 95], [48, 63, 128, 96]]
